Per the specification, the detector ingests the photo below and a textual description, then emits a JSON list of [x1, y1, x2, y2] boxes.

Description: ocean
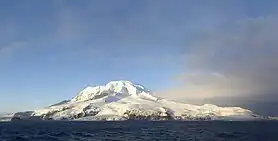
[[0, 121, 277, 141]]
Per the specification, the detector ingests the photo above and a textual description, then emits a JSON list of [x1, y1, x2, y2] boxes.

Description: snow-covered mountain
[[1, 80, 265, 121]]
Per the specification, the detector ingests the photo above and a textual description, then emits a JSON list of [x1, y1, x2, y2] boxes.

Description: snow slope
[[3, 80, 263, 121]]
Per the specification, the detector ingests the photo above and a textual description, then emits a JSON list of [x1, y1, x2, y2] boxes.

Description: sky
[[0, 0, 278, 112]]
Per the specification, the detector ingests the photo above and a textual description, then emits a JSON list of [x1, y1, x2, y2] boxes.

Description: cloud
[[0, 42, 27, 60], [159, 15, 278, 100]]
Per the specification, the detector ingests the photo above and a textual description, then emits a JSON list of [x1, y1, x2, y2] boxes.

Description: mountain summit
[[71, 80, 157, 103], [1, 80, 264, 121]]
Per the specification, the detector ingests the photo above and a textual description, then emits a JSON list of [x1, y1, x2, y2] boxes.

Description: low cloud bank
[[159, 15, 278, 102]]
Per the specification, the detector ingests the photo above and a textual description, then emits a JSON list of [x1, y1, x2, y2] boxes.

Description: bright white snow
[[2, 80, 263, 121]]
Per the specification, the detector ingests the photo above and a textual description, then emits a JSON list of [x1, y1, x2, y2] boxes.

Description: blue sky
[[0, 0, 277, 112]]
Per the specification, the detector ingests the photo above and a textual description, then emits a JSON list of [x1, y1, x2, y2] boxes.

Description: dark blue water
[[0, 121, 278, 141]]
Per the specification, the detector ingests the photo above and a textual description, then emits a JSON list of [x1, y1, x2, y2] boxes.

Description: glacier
[[0, 80, 266, 121]]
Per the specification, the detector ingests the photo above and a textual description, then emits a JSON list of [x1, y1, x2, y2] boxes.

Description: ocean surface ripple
[[0, 121, 278, 141]]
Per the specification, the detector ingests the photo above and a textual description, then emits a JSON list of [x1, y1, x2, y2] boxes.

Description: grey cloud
[[159, 15, 278, 100]]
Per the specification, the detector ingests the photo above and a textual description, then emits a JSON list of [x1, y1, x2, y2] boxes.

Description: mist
[[158, 15, 278, 115]]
